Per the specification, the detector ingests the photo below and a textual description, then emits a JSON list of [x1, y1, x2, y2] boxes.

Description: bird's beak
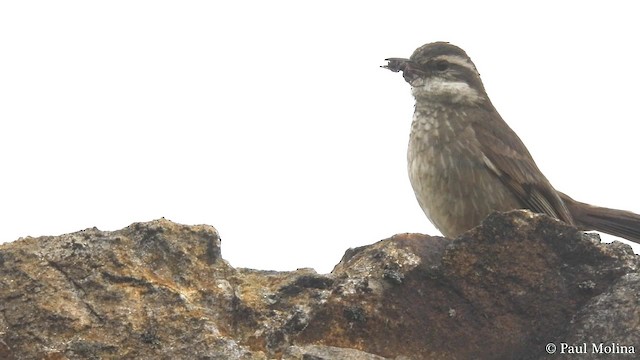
[[382, 58, 425, 86]]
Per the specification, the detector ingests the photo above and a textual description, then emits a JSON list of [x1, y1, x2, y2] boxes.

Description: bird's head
[[384, 42, 488, 106]]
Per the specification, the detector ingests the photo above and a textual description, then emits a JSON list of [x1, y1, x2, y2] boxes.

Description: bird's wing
[[470, 110, 574, 224]]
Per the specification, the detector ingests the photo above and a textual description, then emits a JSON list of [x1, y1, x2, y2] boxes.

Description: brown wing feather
[[470, 108, 574, 225]]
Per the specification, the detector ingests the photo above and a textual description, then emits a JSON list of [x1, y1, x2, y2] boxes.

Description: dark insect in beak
[[383, 58, 425, 85], [382, 58, 410, 73]]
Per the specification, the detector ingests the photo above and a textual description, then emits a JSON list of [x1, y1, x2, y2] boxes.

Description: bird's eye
[[435, 60, 449, 71]]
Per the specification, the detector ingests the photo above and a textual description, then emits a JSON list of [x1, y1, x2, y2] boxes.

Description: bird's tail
[[559, 192, 640, 244]]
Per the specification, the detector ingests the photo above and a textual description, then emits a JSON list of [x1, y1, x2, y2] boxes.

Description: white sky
[[1, 1, 639, 273]]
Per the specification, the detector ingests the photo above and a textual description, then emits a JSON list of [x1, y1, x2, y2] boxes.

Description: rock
[[562, 272, 640, 359], [283, 344, 390, 359], [0, 213, 638, 359]]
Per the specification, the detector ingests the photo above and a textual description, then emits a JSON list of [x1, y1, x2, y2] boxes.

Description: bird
[[383, 41, 640, 244]]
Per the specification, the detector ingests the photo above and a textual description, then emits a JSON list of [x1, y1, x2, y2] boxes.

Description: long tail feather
[[559, 192, 640, 244]]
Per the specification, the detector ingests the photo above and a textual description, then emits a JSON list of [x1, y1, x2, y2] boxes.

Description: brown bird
[[384, 42, 640, 243]]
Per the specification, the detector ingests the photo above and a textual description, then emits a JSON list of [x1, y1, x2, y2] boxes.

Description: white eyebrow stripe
[[434, 55, 477, 73]]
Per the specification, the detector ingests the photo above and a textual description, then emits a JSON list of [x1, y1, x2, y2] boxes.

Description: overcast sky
[[2, 1, 639, 273]]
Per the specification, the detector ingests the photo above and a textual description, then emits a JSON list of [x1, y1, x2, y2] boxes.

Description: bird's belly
[[408, 140, 521, 237]]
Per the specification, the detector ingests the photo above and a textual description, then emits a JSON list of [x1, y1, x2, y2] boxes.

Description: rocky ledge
[[1, 211, 638, 359]]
